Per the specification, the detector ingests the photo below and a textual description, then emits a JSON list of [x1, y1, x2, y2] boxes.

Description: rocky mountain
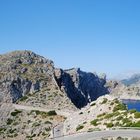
[[0, 50, 110, 139], [55, 68, 108, 108], [106, 80, 140, 100], [0, 50, 109, 109], [1, 50, 140, 139], [121, 73, 140, 86]]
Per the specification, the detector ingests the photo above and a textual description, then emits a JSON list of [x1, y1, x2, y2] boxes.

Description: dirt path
[[13, 104, 71, 117]]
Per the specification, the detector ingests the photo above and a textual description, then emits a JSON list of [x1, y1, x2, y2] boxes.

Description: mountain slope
[[0, 50, 109, 109], [0, 50, 110, 139]]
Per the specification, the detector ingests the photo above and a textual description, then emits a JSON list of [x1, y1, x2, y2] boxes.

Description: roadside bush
[[106, 122, 114, 128], [131, 121, 140, 127]]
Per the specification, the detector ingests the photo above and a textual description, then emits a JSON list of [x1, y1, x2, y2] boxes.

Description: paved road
[[54, 130, 140, 140]]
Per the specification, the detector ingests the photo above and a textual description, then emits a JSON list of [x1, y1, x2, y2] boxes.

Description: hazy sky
[[0, 0, 140, 78]]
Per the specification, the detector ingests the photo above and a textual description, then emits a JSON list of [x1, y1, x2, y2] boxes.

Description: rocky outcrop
[[54, 68, 108, 108], [0, 50, 109, 109], [106, 80, 140, 100], [0, 50, 56, 103]]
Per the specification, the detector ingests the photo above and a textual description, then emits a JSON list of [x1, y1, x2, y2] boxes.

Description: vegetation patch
[[19, 96, 28, 101], [105, 122, 114, 128], [76, 125, 84, 131], [101, 98, 108, 104], [113, 103, 127, 112], [134, 112, 140, 118], [97, 113, 106, 118], [11, 109, 22, 116], [7, 118, 13, 125], [104, 112, 120, 119], [129, 109, 137, 114], [91, 103, 96, 106], [47, 110, 57, 116], [90, 119, 99, 126]]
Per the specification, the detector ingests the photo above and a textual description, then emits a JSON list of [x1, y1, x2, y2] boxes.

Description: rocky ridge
[[107, 80, 140, 100], [0, 50, 109, 109]]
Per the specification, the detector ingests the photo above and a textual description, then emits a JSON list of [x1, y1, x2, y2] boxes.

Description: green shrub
[[129, 109, 137, 114], [45, 121, 52, 124], [104, 112, 120, 119], [114, 99, 119, 104], [45, 128, 51, 131], [91, 103, 96, 106], [110, 102, 114, 105], [115, 122, 120, 127], [79, 112, 83, 115], [19, 96, 28, 101], [9, 128, 16, 134], [134, 112, 140, 118], [11, 110, 22, 116], [101, 98, 108, 104], [116, 116, 123, 121], [106, 122, 114, 128], [113, 103, 127, 112], [88, 128, 101, 132], [90, 119, 99, 126], [76, 125, 84, 131], [7, 118, 13, 125], [122, 118, 132, 127], [0, 127, 6, 134], [32, 122, 40, 127], [131, 121, 140, 127], [47, 110, 57, 116], [97, 113, 106, 118], [30, 110, 48, 117]]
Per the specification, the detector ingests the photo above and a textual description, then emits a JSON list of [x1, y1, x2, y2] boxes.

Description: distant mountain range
[[121, 74, 140, 86]]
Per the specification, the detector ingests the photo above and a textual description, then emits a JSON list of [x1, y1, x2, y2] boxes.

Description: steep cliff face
[[0, 51, 56, 103], [54, 68, 108, 108]]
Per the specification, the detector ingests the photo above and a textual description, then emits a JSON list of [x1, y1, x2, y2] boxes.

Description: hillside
[[1, 50, 140, 140], [64, 95, 140, 135], [0, 50, 109, 139]]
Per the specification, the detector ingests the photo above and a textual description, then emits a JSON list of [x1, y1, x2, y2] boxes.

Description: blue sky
[[0, 0, 140, 78]]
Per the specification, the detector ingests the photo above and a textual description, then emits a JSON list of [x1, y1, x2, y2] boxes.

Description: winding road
[[12, 104, 140, 140], [54, 130, 140, 140]]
